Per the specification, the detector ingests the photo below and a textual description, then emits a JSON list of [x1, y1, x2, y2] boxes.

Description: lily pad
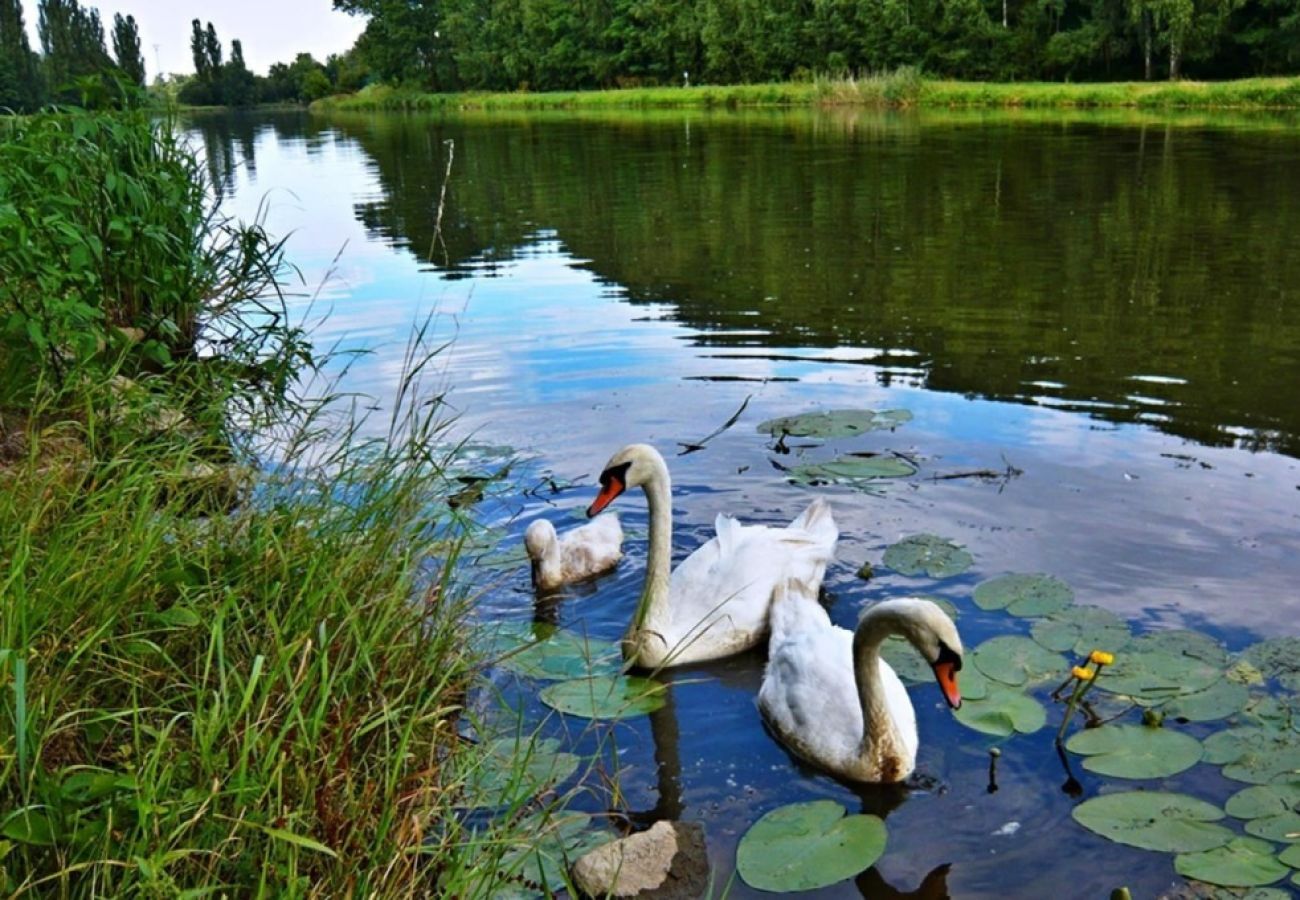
[[540, 675, 666, 720], [463, 737, 580, 809], [736, 800, 887, 892], [757, 408, 913, 439], [1030, 605, 1131, 656], [882, 534, 973, 578], [953, 686, 1045, 736], [1226, 784, 1300, 821], [1137, 629, 1230, 667], [494, 811, 613, 894], [1095, 632, 1225, 704], [787, 455, 917, 486], [1240, 638, 1300, 690], [1164, 679, 1251, 723], [1065, 724, 1203, 779], [973, 574, 1074, 618], [1278, 842, 1300, 867], [475, 622, 623, 681], [1175, 837, 1289, 888], [1071, 791, 1233, 852], [971, 635, 1066, 687], [1204, 727, 1300, 784]]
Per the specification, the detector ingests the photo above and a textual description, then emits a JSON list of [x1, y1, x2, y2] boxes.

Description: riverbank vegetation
[[312, 71, 1300, 112], [333, 0, 1300, 91], [0, 105, 584, 896]]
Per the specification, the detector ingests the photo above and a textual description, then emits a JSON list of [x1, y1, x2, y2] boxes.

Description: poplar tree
[[112, 12, 145, 86], [0, 0, 41, 109]]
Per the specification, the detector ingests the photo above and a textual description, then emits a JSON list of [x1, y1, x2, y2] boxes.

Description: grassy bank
[[0, 108, 592, 896], [313, 72, 1300, 113]]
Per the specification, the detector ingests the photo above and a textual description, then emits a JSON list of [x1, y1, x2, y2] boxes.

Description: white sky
[[20, 0, 368, 77]]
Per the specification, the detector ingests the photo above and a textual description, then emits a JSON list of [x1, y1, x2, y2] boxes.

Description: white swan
[[759, 589, 963, 783], [586, 443, 838, 668], [524, 514, 624, 591]]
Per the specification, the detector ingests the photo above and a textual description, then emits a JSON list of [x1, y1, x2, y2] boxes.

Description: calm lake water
[[195, 108, 1300, 898]]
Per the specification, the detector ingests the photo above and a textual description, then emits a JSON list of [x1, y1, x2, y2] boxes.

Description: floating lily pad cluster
[[757, 407, 917, 489], [1060, 627, 1300, 890], [882, 534, 973, 578], [1072, 793, 1295, 889], [473, 621, 664, 720], [757, 409, 913, 439], [863, 531, 1300, 890]]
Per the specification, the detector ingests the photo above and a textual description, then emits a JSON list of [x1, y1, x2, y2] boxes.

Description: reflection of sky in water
[[207, 117, 1300, 899]]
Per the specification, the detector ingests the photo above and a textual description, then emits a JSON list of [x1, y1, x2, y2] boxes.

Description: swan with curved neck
[[587, 443, 838, 668], [759, 590, 962, 783]]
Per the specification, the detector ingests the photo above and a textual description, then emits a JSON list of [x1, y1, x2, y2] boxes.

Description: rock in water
[[571, 820, 709, 899]]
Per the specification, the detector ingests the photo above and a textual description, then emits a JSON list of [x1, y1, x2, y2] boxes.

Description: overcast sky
[[20, 0, 368, 77]]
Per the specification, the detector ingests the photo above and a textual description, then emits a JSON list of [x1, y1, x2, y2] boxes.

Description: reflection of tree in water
[[858, 862, 952, 898], [323, 110, 1300, 457]]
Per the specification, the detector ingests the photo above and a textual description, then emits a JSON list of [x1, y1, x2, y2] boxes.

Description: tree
[[112, 13, 145, 86], [38, 0, 110, 102], [335, 0, 450, 88], [0, 0, 41, 110], [205, 22, 223, 71], [190, 18, 208, 80], [222, 38, 256, 105]]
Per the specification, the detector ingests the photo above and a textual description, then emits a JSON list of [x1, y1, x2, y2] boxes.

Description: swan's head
[[587, 443, 663, 517], [860, 597, 964, 710], [523, 519, 558, 588]]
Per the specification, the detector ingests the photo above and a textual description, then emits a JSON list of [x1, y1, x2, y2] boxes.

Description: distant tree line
[[177, 19, 368, 107], [2, 1, 368, 112], [1, 0, 145, 111], [334, 0, 1300, 89]]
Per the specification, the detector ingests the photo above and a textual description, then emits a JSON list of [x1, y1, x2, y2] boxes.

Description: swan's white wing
[[557, 513, 624, 582], [760, 621, 863, 771]]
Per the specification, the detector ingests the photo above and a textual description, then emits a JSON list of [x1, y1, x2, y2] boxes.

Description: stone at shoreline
[[571, 820, 709, 899]]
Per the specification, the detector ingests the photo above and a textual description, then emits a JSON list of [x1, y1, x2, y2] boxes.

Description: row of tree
[[1, 0, 145, 111], [334, 0, 1300, 90], [177, 19, 368, 107], [2, 1, 366, 112]]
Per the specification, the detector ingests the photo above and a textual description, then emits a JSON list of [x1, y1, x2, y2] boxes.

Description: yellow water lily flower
[[1072, 666, 1096, 681], [1090, 650, 1115, 666]]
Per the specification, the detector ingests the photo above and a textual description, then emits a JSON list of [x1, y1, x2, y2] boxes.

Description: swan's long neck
[[852, 612, 913, 781], [627, 455, 673, 660]]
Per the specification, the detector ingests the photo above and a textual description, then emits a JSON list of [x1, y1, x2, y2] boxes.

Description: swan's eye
[[600, 461, 632, 489], [936, 641, 962, 671]]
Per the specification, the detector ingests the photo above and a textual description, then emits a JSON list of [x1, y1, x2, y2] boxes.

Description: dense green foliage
[[335, 0, 1300, 89], [0, 105, 593, 896], [0, 108, 308, 415]]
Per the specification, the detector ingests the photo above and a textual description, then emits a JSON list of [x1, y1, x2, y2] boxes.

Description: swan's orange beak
[[932, 660, 962, 710], [587, 474, 625, 518]]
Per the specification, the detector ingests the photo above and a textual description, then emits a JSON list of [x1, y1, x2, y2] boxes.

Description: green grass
[[0, 107, 607, 897], [313, 72, 1300, 113]]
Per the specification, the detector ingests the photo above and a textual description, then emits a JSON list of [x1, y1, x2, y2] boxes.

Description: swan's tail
[[788, 496, 838, 552]]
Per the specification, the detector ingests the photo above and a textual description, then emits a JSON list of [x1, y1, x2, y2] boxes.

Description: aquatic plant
[[736, 800, 887, 892]]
